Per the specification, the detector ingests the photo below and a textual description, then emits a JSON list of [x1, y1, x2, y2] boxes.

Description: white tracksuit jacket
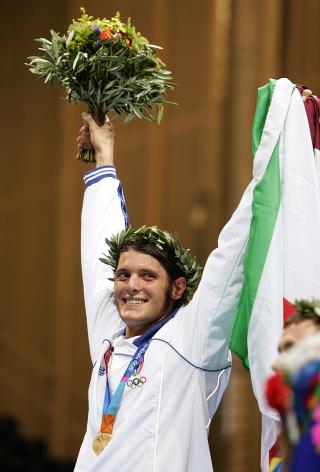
[[75, 164, 253, 471]]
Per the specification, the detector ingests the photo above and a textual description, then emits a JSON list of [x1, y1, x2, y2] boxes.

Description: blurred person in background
[[267, 300, 320, 472], [273, 300, 320, 367]]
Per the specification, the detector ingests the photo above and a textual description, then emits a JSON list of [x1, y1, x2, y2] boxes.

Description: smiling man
[[74, 112, 252, 472], [114, 248, 186, 337]]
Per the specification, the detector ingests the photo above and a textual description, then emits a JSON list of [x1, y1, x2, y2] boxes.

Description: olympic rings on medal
[[127, 376, 147, 389]]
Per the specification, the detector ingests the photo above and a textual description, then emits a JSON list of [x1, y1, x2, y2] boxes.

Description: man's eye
[[116, 272, 129, 280], [283, 341, 294, 352], [143, 273, 155, 280]]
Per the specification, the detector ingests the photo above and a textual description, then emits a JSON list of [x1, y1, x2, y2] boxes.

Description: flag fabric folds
[[229, 78, 320, 471]]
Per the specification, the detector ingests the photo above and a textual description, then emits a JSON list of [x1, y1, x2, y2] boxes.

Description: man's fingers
[[78, 142, 94, 151], [82, 112, 115, 136], [77, 138, 94, 151], [77, 123, 94, 150], [302, 89, 313, 101], [81, 112, 98, 131], [105, 116, 115, 137], [78, 112, 115, 157]]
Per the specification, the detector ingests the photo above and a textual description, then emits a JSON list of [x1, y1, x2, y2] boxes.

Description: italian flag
[[229, 78, 320, 471]]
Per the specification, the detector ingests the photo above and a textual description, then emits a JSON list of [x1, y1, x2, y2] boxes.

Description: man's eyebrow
[[115, 268, 130, 275], [138, 269, 158, 276], [115, 267, 158, 276]]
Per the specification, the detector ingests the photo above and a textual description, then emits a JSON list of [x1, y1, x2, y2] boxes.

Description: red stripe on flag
[[304, 95, 320, 151], [283, 298, 296, 321], [269, 436, 280, 462], [297, 85, 320, 151]]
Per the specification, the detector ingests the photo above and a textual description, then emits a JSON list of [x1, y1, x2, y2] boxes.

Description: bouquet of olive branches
[[27, 8, 175, 162]]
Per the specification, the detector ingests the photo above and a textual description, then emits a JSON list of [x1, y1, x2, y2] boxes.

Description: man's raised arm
[[79, 114, 127, 362]]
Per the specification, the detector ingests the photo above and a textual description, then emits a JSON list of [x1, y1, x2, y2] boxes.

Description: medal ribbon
[[100, 339, 151, 435], [95, 306, 180, 451]]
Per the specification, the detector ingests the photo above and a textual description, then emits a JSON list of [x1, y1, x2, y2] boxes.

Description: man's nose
[[127, 274, 141, 291]]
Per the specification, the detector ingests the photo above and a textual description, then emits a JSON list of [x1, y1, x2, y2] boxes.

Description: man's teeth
[[125, 299, 145, 305]]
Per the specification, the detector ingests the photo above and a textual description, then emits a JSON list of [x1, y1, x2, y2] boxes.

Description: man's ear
[[171, 277, 187, 300]]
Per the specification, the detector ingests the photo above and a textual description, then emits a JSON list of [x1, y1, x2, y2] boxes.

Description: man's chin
[[120, 307, 146, 323]]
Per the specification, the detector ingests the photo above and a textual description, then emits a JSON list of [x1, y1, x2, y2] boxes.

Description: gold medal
[[92, 432, 112, 455]]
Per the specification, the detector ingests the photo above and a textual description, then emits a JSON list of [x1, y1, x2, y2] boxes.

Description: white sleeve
[[171, 180, 254, 369], [81, 166, 127, 362]]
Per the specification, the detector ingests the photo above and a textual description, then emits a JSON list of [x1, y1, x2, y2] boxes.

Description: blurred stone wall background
[[0, 0, 319, 470]]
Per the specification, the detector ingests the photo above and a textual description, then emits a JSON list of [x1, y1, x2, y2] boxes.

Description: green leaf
[[44, 72, 52, 83], [130, 105, 142, 118], [157, 105, 164, 124], [148, 44, 163, 50], [124, 113, 135, 124], [72, 52, 80, 69]]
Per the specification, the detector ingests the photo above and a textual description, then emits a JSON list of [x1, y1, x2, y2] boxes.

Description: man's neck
[[124, 310, 176, 339], [125, 318, 164, 339]]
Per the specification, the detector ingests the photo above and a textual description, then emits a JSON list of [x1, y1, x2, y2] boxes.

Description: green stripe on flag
[[252, 79, 276, 157], [229, 79, 281, 370]]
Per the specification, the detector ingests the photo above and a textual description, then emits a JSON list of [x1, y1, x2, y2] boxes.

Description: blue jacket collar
[[120, 305, 181, 347]]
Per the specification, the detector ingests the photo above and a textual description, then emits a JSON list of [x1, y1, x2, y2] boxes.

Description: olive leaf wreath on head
[[100, 225, 202, 304]]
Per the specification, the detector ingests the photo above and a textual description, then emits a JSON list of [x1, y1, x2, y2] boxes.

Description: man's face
[[277, 319, 318, 353], [114, 249, 184, 338], [272, 319, 319, 371]]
